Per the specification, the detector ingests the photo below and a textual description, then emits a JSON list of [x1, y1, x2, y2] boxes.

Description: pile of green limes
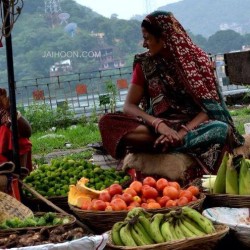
[[23, 157, 131, 197]]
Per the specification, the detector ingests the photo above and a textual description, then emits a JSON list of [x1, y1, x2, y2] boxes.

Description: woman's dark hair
[[141, 19, 162, 39]]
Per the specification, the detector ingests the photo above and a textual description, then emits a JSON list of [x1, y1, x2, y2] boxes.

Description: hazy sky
[[74, 0, 181, 19]]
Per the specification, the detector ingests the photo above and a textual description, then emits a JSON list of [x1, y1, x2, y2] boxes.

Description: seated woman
[[98, 11, 244, 182], [0, 88, 32, 172]]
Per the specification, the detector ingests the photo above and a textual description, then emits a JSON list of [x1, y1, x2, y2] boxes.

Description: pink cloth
[[0, 125, 32, 171], [131, 63, 145, 87]]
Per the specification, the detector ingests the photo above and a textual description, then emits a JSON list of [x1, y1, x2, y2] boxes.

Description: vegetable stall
[[1, 0, 250, 249]]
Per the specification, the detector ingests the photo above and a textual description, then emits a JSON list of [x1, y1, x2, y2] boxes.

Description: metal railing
[[0, 66, 132, 116], [1, 58, 249, 117]]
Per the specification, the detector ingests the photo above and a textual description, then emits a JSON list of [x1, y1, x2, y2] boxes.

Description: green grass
[[30, 108, 249, 156], [229, 108, 250, 134], [31, 123, 101, 155]]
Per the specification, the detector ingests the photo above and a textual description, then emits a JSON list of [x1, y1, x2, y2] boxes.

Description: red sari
[[0, 109, 32, 171]]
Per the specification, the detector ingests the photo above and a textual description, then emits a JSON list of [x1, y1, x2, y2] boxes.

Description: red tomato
[[129, 201, 141, 207], [158, 196, 171, 207], [105, 205, 113, 211], [108, 184, 123, 197], [168, 181, 181, 191], [187, 186, 200, 196], [177, 196, 189, 206], [179, 190, 193, 202], [147, 202, 161, 209], [142, 177, 157, 187], [142, 186, 158, 199], [92, 199, 107, 211], [81, 200, 92, 210], [141, 203, 148, 209], [129, 181, 143, 194], [123, 187, 137, 197], [98, 191, 111, 202], [110, 198, 127, 211], [121, 193, 134, 205], [166, 199, 177, 207], [156, 178, 169, 192], [163, 186, 179, 200]]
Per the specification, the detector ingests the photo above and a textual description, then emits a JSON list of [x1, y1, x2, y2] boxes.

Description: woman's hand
[[154, 122, 181, 150]]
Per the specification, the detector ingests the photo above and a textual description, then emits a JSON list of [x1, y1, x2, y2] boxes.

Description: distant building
[[50, 59, 72, 81], [90, 31, 105, 39], [98, 47, 125, 70]]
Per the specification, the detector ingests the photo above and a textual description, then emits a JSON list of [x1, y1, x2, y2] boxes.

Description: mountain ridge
[[131, 0, 250, 37]]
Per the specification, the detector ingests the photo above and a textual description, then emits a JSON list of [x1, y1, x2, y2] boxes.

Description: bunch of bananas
[[111, 207, 216, 247]]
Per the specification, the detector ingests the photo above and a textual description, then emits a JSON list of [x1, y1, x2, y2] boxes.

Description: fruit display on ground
[[23, 157, 131, 198], [111, 206, 216, 246], [68, 176, 201, 211]]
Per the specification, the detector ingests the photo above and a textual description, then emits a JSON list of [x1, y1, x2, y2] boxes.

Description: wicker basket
[[22, 194, 70, 213], [204, 193, 250, 209], [105, 224, 229, 250], [0, 212, 76, 237], [69, 193, 206, 234]]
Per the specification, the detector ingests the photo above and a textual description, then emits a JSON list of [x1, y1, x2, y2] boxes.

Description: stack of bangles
[[151, 118, 165, 133], [181, 124, 191, 132]]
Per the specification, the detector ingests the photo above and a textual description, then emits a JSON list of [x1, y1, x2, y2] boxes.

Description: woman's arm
[[177, 111, 209, 139], [123, 84, 156, 126]]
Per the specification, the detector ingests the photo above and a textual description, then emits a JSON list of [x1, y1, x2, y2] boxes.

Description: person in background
[[98, 11, 244, 182], [0, 88, 32, 172]]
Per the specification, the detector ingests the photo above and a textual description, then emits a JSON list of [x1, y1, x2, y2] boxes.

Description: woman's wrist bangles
[[181, 124, 191, 133], [151, 118, 165, 133]]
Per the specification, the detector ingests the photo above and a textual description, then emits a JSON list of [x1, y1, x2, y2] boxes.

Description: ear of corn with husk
[[239, 158, 250, 195], [213, 152, 229, 194], [225, 154, 239, 194]]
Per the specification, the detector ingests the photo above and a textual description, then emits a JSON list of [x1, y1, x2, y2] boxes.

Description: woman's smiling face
[[142, 27, 164, 56]]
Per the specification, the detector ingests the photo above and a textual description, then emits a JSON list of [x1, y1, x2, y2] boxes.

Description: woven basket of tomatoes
[[69, 176, 205, 234]]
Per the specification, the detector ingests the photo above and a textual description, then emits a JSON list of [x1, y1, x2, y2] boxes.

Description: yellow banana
[[111, 221, 126, 246], [149, 213, 165, 243], [119, 223, 137, 246], [182, 207, 215, 234]]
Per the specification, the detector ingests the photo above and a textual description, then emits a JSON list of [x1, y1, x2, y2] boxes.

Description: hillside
[[158, 0, 250, 37], [0, 0, 249, 84], [0, 0, 142, 83]]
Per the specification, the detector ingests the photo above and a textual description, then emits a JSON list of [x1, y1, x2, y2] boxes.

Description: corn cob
[[213, 152, 229, 194], [239, 158, 250, 195], [225, 154, 239, 195]]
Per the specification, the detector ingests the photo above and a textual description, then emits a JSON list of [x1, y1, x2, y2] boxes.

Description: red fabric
[[131, 63, 145, 87], [0, 125, 32, 171], [144, 12, 220, 103]]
